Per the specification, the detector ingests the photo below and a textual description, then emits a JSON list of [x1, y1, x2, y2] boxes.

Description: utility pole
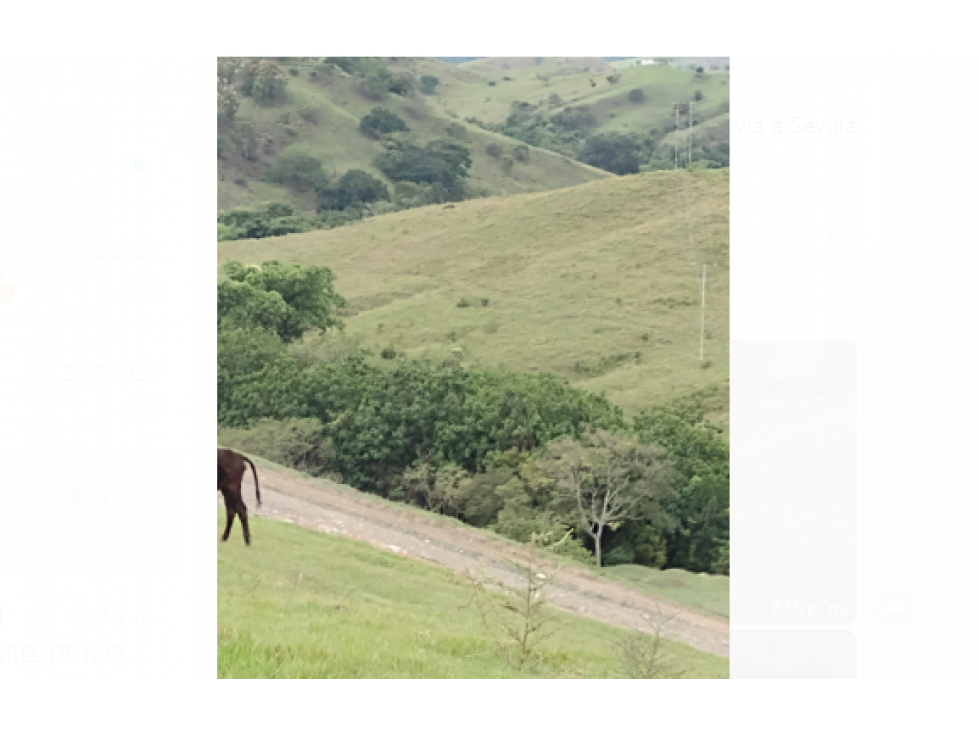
[[699, 263, 707, 362], [674, 104, 679, 169], [689, 100, 695, 168]]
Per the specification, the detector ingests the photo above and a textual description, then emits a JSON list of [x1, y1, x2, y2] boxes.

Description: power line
[[699, 263, 707, 363]]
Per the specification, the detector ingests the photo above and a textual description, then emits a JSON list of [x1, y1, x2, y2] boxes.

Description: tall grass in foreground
[[218, 516, 728, 678]]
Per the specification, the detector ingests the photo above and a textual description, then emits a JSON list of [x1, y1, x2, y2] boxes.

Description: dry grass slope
[[218, 169, 729, 425], [218, 58, 610, 214]]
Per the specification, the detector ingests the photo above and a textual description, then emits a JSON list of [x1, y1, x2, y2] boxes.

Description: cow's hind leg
[[221, 491, 237, 542], [237, 498, 251, 546]]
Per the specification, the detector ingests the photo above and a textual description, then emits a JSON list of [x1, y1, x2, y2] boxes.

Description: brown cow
[[217, 448, 261, 545]]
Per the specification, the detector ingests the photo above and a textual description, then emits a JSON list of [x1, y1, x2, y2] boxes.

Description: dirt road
[[224, 462, 729, 658]]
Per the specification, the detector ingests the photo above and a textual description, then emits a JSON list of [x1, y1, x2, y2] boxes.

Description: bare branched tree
[[616, 603, 686, 679], [543, 428, 670, 567], [465, 530, 574, 671]]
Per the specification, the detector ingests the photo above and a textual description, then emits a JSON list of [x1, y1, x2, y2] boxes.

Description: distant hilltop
[[432, 57, 484, 64], [434, 57, 650, 65]]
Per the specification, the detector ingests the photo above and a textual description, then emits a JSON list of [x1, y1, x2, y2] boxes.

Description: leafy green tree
[[360, 67, 391, 99], [217, 202, 313, 241], [316, 169, 390, 211], [550, 105, 596, 133], [217, 57, 241, 85], [633, 398, 729, 572], [374, 138, 472, 195], [420, 75, 440, 95], [541, 429, 672, 567], [217, 80, 239, 127], [445, 122, 467, 140], [387, 73, 414, 96], [219, 261, 345, 343], [628, 88, 645, 103], [264, 150, 328, 191], [251, 60, 289, 105], [579, 132, 643, 175], [358, 107, 409, 138], [694, 90, 704, 102], [217, 280, 293, 336], [217, 327, 304, 427], [237, 121, 260, 161]]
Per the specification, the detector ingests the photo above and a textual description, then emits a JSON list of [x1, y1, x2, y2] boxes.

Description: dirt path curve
[[226, 463, 729, 658]]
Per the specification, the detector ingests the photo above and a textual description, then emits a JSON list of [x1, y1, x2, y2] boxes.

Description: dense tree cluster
[[217, 262, 729, 573]]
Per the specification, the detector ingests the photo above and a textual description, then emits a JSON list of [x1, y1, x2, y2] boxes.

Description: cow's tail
[[243, 455, 261, 507]]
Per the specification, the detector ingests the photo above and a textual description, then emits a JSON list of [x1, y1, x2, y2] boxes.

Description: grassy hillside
[[602, 565, 729, 619], [438, 57, 729, 140], [218, 169, 729, 425], [461, 56, 614, 75], [218, 58, 609, 214], [218, 514, 728, 678]]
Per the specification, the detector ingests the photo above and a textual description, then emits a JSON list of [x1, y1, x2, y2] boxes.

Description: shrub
[[696, 66, 704, 73], [445, 122, 467, 140], [606, 73, 621, 84], [237, 121, 260, 161], [501, 155, 514, 174], [250, 61, 289, 105], [579, 132, 643, 175], [457, 297, 471, 308], [381, 347, 398, 360], [360, 69, 391, 99], [218, 417, 333, 476], [512, 144, 530, 163], [694, 90, 703, 102], [420, 75, 439, 95], [374, 138, 472, 194], [385, 73, 413, 96], [288, 68, 299, 77], [628, 88, 645, 103], [392, 180, 450, 208], [264, 150, 328, 191], [297, 106, 321, 124], [316, 169, 389, 212], [217, 202, 313, 241], [485, 142, 503, 158], [615, 607, 685, 678], [488, 80, 497, 86], [465, 532, 569, 670], [604, 545, 635, 566], [359, 107, 409, 138]]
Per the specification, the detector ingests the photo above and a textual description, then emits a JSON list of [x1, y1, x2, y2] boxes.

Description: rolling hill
[[217, 168, 730, 427], [218, 58, 610, 214], [443, 56, 730, 139]]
